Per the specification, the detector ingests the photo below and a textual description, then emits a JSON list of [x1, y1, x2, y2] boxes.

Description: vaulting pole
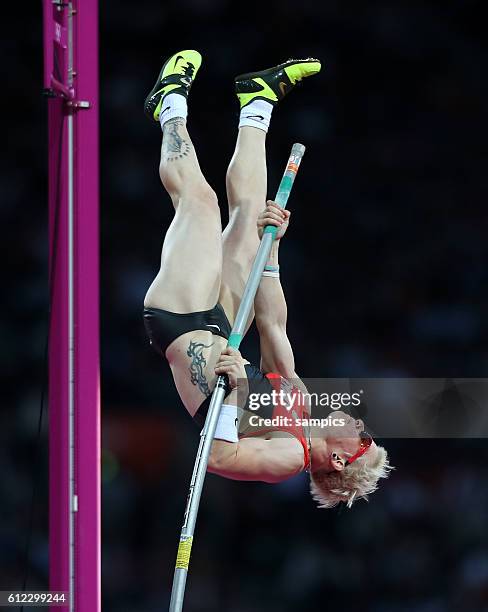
[[44, 2, 100, 610], [168, 143, 306, 612]]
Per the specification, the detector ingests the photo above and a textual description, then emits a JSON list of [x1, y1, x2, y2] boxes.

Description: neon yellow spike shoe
[[144, 50, 202, 122], [234, 58, 321, 109]]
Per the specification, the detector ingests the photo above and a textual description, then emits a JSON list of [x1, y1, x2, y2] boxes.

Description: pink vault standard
[[43, 1, 100, 611]]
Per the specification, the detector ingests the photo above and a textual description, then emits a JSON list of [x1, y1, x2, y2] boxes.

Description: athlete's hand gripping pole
[[168, 143, 306, 612]]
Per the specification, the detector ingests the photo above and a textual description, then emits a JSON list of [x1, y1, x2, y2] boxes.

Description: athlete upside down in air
[[143, 50, 392, 508]]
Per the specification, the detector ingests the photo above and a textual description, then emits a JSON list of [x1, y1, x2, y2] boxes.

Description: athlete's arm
[[208, 437, 304, 483], [208, 345, 303, 482], [254, 202, 296, 378]]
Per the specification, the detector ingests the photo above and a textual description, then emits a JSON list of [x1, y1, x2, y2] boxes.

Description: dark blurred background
[[2, 1, 488, 610]]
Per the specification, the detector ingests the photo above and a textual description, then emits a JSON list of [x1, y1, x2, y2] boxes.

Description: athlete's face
[[324, 411, 377, 471]]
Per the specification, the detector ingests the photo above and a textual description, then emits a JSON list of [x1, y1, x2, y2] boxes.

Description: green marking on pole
[[227, 333, 242, 349], [263, 225, 278, 238]]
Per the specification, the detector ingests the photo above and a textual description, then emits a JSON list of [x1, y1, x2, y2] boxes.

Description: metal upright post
[[44, 2, 100, 610]]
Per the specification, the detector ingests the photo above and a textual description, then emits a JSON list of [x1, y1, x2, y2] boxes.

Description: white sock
[[159, 93, 188, 128], [239, 99, 273, 133]]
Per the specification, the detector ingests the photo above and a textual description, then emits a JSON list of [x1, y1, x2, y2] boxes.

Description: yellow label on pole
[[175, 536, 193, 570]]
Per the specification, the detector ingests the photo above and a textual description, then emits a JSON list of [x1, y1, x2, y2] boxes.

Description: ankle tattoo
[[162, 118, 191, 162]]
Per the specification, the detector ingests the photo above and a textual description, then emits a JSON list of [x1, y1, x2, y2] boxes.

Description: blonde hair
[[310, 445, 393, 509]]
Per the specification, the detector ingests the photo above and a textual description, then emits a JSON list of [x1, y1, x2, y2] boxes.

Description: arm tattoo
[[162, 118, 191, 161], [187, 340, 214, 396]]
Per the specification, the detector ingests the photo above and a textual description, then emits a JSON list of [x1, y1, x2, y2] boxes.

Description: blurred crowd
[[1, 0, 488, 610]]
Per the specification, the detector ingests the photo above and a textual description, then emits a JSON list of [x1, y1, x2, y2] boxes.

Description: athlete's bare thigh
[[166, 331, 227, 416]]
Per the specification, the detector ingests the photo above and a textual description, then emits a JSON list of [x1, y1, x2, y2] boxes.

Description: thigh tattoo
[[187, 339, 214, 396]]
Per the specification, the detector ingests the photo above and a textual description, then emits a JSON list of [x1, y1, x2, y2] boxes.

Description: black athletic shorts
[[143, 304, 273, 429], [143, 303, 233, 357]]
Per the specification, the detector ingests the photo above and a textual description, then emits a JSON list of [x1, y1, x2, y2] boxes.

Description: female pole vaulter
[[143, 50, 391, 509]]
